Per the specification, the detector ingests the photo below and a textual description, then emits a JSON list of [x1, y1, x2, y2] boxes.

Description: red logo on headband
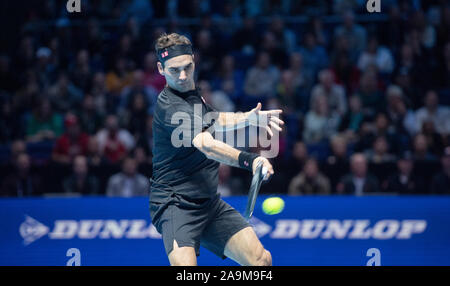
[[161, 51, 169, 58]]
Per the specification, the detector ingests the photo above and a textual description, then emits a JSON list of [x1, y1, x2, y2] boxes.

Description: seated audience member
[[52, 113, 89, 164], [288, 158, 331, 195], [412, 133, 438, 161], [365, 136, 396, 164], [338, 95, 365, 140], [384, 85, 416, 137], [303, 94, 340, 144], [337, 153, 380, 195], [0, 152, 42, 197], [106, 157, 149, 197], [26, 98, 63, 142], [415, 90, 450, 136], [77, 94, 104, 135], [385, 151, 425, 194], [430, 147, 450, 194], [243, 51, 280, 99], [62, 155, 99, 195], [323, 135, 350, 190], [96, 114, 135, 163], [310, 68, 347, 117], [283, 141, 309, 181]]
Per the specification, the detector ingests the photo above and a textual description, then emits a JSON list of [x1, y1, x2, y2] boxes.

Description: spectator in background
[[52, 113, 89, 165], [303, 94, 340, 144], [135, 115, 153, 161], [334, 10, 367, 61], [385, 151, 425, 194], [0, 97, 24, 143], [287, 52, 313, 95], [393, 44, 422, 108], [47, 72, 83, 113], [412, 133, 437, 161], [310, 69, 347, 117], [298, 32, 329, 77], [288, 158, 330, 195], [232, 16, 259, 54], [195, 29, 218, 80], [353, 68, 384, 118], [13, 70, 39, 114], [62, 155, 99, 195], [244, 51, 280, 99], [339, 95, 365, 141], [35, 47, 55, 89], [96, 114, 135, 164], [106, 156, 148, 197], [357, 36, 394, 74], [415, 90, 450, 136], [143, 52, 166, 92], [260, 31, 289, 69], [430, 147, 450, 194], [25, 98, 63, 142], [337, 153, 380, 195], [120, 92, 150, 137], [385, 85, 416, 137], [330, 51, 360, 94], [276, 70, 301, 114], [90, 72, 109, 114], [119, 69, 158, 115], [105, 57, 133, 95], [365, 136, 396, 164], [421, 120, 444, 157], [323, 135, 350, 191], [85, 136, 106, 168], [355, 113, 398, 154], [199, 80, 235, 112], [268, 16, 296, 55], [0, 152, 42, 197], [211, 55, 244, 105], [77, 94, 104, 135], [69, 49, 92, 92]]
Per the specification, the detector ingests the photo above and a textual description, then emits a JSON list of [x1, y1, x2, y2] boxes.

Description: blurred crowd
[[0, 0, 449, 197]]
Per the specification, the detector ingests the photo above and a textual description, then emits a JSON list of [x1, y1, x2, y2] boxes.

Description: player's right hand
[[252, 156, 274, 180]]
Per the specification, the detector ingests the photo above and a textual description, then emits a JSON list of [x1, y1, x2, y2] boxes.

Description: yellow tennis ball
[[262, 197, 285, 215]]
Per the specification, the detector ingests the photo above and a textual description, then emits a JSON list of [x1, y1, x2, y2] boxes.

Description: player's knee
[[263, 250, 272, 266], [169, 250, 197, 266], [250, 247, 271, 266], [169, 241, 197, 266], [255, 249, 271, 266]]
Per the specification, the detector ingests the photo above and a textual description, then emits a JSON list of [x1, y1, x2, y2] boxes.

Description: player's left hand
[[247, 102, 284, 137]]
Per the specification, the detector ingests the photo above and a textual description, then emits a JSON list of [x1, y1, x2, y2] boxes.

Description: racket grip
[[262, 166, 268, 180], [262, 166, 268, 175]]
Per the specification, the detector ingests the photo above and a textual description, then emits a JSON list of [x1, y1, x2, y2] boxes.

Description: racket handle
[[262, 166, 268, 175], [262, 166, 268, 180]]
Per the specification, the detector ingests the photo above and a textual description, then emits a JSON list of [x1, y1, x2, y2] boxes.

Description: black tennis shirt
[[150, 86, 220, 203]]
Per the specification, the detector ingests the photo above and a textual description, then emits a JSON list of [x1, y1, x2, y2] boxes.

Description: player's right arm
[[192, 131, 274, 177]]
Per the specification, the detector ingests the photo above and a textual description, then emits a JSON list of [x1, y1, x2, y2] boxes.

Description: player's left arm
[[215, 103, 284, 134]]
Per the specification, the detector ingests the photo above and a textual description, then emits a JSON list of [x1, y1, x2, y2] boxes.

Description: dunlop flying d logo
[[19, 215, 50, 245]]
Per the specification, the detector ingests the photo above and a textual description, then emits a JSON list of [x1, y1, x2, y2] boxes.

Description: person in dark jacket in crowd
[[336, 153, 380, 195]]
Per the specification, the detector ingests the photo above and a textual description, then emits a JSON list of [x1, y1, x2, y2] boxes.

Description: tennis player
[[150, 33, 284, 266]]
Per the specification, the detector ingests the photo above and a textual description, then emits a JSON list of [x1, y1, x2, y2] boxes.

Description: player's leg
[[151, 203, 206, 266], [168, 240, 197, 266], [224, 226, 272, 266], [200, 198, 271, 266]]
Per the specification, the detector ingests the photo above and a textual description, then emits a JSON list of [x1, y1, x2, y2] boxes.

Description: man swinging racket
[[149, 33, 284, 266]]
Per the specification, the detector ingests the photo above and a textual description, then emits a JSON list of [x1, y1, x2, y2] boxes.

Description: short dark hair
[[154, 33, 191, 52]]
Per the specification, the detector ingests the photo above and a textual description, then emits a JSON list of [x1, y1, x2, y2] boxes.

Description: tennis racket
[[244, 162, 268, 220]]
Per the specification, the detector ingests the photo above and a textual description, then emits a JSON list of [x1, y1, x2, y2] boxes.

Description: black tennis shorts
[[150, 193, 251, 259]]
